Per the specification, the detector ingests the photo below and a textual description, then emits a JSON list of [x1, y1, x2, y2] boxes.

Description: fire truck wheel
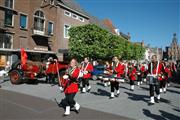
[[9, 70, 22, 84]]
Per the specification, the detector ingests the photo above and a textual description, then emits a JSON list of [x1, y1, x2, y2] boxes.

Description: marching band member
[[140, 63, 146, 84], [159, 61, 166, 93], [128, 63, 137, 91], [169, 61, 177, 86], [164, 62, 172, 92], [62, 59, 81, 116], [143, 62, 149, 82], [45, 57, 56, 84], [109, 57, 123, 99], [81, 57, 94, 93], [136, 63, 142, 86], [147, 55, 164, 104], [103, 61, 111, 87]]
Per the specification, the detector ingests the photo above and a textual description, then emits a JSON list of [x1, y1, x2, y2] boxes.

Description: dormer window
[[72, 14, 78, 19], [79, 17, 84, 22], [64, 11, 71, 17]]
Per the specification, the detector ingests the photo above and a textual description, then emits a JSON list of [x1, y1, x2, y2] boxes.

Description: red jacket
[[64, 67, 80, 94], [164, 67, 172, 80], [112, 62, 125, 78], [148, 62, 164, 81], [81, 62, 93, 79], [128, 67, 137, 81], [140, 66, 146, 73], [46, 62, 64, 74]]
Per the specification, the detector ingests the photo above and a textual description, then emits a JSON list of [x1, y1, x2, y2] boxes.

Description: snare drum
[[147, 75, 159, 85]]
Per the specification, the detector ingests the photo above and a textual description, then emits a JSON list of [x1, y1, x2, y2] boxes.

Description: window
[[34, 10, 45, 31], [48, 22, 53, 35], [4, 10, 13, 26], [72, 14, 78, 19], [64, 24, 70, 38], [0, 34, 12, 49], [20, 14, 27, 29], [64, 11, 71, 17], [5, 0, 14, 9], [50, 0, 54, 5], [79, 17, 84, 22]]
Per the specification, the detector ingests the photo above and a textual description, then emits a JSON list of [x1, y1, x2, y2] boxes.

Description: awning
[[0, 48, 56, 55]]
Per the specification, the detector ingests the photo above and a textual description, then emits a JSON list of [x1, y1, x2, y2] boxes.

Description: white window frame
[[64, 24, 71, 39], [48, 21, 54, 35], [19, 13, 28, 29], [79, 16, 84, 22], [33, 10, 46, 35], [72, 13, 78, 19], [4, 10, 14, 27], [64, 10, 71, 17], [5, 0, 14, 9], [0, 33, 13, 49]]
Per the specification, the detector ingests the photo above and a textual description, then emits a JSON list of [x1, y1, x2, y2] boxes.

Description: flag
[[21, 48, 27, 66]]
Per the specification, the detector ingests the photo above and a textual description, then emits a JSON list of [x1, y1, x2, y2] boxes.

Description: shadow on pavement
[[159, 110, 180, 120], [96, 82, 105, 87], [172, 85, 180, 89], [119, 85, 130, 91], [142, 109, 166, 120], [140, 86, 149, 91], [167, 89, 180, 94], [124, 91, 149, 104], [90, 88, 110, 97], [173, 108, 180, 112], [160, 98, 171, 104]]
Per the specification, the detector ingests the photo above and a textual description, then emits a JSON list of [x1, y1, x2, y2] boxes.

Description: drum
[[146, 75, 159, 85], [116, 78, 125, 83]]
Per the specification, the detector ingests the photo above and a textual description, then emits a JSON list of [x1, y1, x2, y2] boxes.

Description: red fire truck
[[8, 50, 68, 84]]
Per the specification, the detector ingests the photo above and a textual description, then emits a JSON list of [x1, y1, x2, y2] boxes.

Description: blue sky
[[76, 0, 179, 48]]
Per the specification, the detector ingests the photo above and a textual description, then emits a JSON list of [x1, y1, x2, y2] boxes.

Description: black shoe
[[109, 96, 114, 99], [130, 89, 134, 91], [87, 89, 91, 93], [115, 94, 120, 97], [75, 108, 80, 114], [156, 99, 160, 103], [148, 102, 155, 106]]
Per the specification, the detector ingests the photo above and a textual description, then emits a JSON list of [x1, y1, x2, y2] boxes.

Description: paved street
[[0, 89, 131, 120], [0, 77, 180, 120]]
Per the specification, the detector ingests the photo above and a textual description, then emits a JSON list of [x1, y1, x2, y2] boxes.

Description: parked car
[[92, 65, 105, 80]]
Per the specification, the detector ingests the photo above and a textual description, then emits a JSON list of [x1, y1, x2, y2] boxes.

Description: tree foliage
[[68, 24, 145, 61]]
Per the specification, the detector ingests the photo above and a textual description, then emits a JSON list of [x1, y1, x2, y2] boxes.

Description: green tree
[[69, 24, 111, 60], [68, 24, 145, 61]]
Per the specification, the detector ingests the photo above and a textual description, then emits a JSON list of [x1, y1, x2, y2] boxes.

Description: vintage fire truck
[[8, 50, 68, 84]]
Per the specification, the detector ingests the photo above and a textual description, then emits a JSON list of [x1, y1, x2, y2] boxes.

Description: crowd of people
[[52, 55, 178, 116]]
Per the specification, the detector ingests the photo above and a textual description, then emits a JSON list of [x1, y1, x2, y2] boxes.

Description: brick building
[[0, 0, 89, 67]]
